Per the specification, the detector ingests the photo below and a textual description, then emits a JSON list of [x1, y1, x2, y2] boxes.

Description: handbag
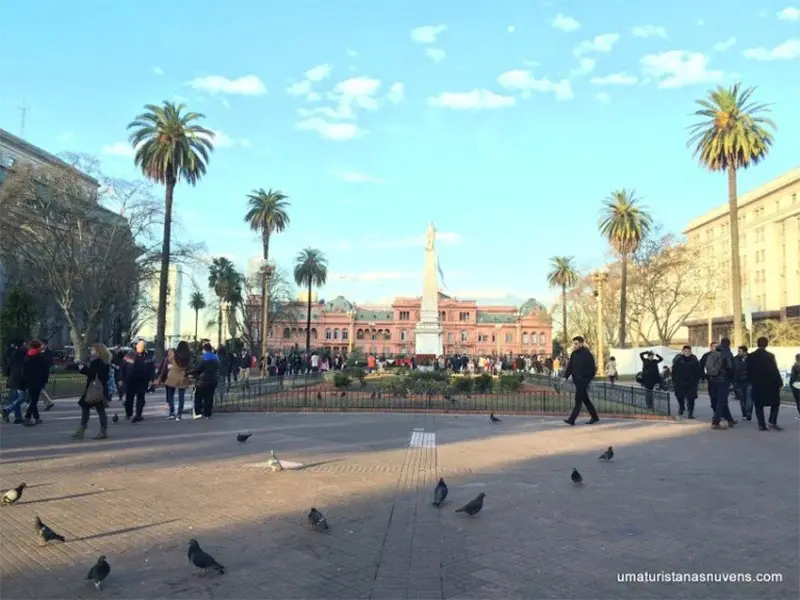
[[84, 377, 106, 406]]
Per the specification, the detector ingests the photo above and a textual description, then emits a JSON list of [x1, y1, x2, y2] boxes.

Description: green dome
[[326, 295, 355, 313], [519, 298, 546, 317]]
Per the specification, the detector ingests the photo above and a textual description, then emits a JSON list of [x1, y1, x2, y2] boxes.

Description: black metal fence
[[1, 374, 87, 401]]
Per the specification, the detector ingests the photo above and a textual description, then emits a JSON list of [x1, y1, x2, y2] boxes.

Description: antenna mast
[[19, 97, 31, 138]]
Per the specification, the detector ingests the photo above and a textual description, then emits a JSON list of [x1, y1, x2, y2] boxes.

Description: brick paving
[[1, 394, 798, 599]]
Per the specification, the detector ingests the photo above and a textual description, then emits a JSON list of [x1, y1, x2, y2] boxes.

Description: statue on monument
[[425, 222, 436, 251]]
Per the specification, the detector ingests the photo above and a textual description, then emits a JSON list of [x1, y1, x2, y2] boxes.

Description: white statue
[[425, 222, 436, 251]]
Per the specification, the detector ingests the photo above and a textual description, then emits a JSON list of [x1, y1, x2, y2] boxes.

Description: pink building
[[254, 293, 552, 357]]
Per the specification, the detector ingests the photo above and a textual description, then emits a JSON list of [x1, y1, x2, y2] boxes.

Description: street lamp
[[591, 270, 609, 374], [705, 292, 715, 345], [494, 323, 502, 358], [260, 261, 275, 361]]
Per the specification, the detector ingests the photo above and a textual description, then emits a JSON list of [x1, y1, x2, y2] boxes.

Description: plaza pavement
[[0, 392, 798, 600]]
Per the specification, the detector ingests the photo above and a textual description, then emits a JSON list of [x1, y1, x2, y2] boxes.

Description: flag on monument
[[437, 257, 447, 289]]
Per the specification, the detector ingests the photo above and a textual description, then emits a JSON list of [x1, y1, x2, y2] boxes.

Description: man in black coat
[[639, 350, 663, 409], [563, 336, 599, 425], [1, 342, 28, 424], [22, 340, 50, 426], [672, 345, 701, 418], [747, 337, 784, 432], [708, 337, 737, 429], [121, 341, 155, 423]]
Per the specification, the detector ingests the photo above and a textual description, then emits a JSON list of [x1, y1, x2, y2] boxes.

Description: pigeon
[[86, 556, 111, 590], [112, 413, 119, 423], [2, 482, 26, 505], [489, 412, 502, 423], [455, 492, 486, 516], [268, 449, 283, 472], [571, 468, 583, 485], [35, 516, 65, 546], [599, 446, 614, 461], [432, 478, 448, 507], [308, 507, 329, 531], [188, 539, 225, 576], [237, 433, 252, 443]]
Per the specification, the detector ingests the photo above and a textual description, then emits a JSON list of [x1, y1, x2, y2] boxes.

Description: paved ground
[[1, 393, 798, 599]]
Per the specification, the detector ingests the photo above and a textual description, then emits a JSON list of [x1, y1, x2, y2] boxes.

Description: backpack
[[705, 351, 724, 378]]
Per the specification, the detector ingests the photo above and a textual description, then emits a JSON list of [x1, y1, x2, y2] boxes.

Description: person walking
[[672, 346, 701, 418], [1, 342, 27, 424], [706, 337, 737, 430], [164, 341, 192, 420], [563, 336, 599, 426], [191, 343, 220, 419], [605, 356, 618, 385], [699, 342, 718, 410], [40, 340, 56, 411], [121, 341, 155, 423], [747, 337, 784, 432], [71, 344, 112, 440], [22, 340, 50, 426], [733, 345, 753, 421], [639, 350, 663, 409], [790, 353, 800, 420]]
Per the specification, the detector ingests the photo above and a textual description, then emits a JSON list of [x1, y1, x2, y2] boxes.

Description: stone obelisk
[[414, 222, 443, 360]]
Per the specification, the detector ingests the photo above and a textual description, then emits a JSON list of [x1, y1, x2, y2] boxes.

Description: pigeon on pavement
[[188, 539, 225, 575], [35, 516, 65, 546], [571, 468, 583, 485], [432, 478, 448, 507], [268, 449, 283, 472], [237, 433, 252, 443], [455, 492, 486, 516], [112, 413, 119, 423], [86, 556, 111, 590], [308, 507, 329, 531], [490, 413, 501, 423], [2, 482, 26, 505], [599, 446, 614, 461]]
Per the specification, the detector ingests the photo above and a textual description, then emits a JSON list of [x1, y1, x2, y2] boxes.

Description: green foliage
[[0, 286, 37, 353], [333, 372, 351, 388], [407, 369, 450, 384], [452, 375, 474, 393], [346, 367, 367, 387], [473, 373, 494, 394], [498, 373, 524, 392], [346, 347, 365, 367]]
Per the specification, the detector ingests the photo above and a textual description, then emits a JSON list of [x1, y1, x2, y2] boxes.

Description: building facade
[[683, 167, 800, 345], [138, 265, 183, 348], [250, 294, 552, 357]]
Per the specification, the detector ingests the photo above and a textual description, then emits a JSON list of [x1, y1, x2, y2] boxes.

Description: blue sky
[[2, 0, 799, 313]]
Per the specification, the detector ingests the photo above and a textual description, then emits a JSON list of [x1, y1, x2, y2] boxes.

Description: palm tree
[[188, 291, 206, 342], [208, 257, 241, 348], [598, 190, 652, 349], [243, 188, 291, 357], [687, 83, 776, 345], [127, 101, 214, 361], [547, 257, 579, 348], [293, 248, 328, 354]]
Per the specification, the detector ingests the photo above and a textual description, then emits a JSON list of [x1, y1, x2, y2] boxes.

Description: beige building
[[683, 167, 800, 345], [138, 265, 184, 348]]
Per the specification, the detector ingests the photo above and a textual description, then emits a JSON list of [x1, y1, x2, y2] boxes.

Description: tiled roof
[[356, 309, 393, 321], [476, 312, 516, 324]]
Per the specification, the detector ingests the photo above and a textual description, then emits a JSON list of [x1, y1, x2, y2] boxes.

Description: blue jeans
[[711, 378, 734, 424], [3, 389, 27, 420], [165, 387, 186, 416], [734, 382, 752, 418]]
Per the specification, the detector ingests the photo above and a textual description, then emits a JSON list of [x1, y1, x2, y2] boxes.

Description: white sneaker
[[192, 413, 203, 420]]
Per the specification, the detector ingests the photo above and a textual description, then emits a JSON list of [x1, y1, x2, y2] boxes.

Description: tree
[[0, 286, 37, 354], [189, 291, 206, 341], [687, 83, 776, 346], [207, 257, 241, 347], [243, 188, 291, 358], [547, 256, 579, 349], [558, 270, 621, 353], [598, 189, 652, 349], [293, 248, 328, 353], [234, 269, 296, 351], [128, 101, 215, 361]]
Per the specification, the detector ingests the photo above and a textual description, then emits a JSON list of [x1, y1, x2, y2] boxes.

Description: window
[[398, 311, 410, 321], [342, 330, 348, 340], [400, 330, 407, 341], [539, 333, 546, 345], [478, 334, 489, 342], [440, 311, 447, 321], [356, 329, 364, 340], [384, 330, 391, 340], [755, 207, 765, 219], [311, 328, 317, 340], [458, 311, 471, 321], [447, 332, 454, 342], [755, 227, 765, 242], [522, 332, 528, 344], [460, 330, 468, 342], [333, 328, 339, 339], [491, 334, 496, 343], [504, 333, 513, 343], [325, 328, 332, 340], [706, 229, 714, 241], [282, 327, 291, 339], [792, 193, 797, 204]]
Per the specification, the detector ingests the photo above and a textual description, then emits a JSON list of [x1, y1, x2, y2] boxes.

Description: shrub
[[333, 373, 351, 389], [474, 373, 493, 394], [498, 373, 522, 392], [452, 375, 474, 393]]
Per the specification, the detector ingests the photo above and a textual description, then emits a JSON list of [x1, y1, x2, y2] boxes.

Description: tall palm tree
[[208, 257, 240, 348], [687, 83, 776, 345], [188, 291, 206, 342], [127, 101, 214, 361], [293, 248, 328, 354], [547, 257, 579, 348], [598, 190, 652, 349], [243, 188, 291, 357]]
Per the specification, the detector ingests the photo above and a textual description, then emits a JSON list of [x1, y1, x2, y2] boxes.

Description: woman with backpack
[[71, 344, 112, 440]]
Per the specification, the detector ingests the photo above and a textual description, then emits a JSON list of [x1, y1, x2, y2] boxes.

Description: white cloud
[[296, 118, 364, 141], [507, 25, 516, 34], [331, 271, 415, 282], [387, 82, 405, 103], [573, 33, 620, 56], [298, 106, 354, 121], [778, 6, 800, 20], [335, 171, 386, 184], [286, 80, 312, 96], [552, 14, 581, 32], [742, 39, 800, 61], [189, 74, 266, 95], [427, 89, 516, 109], [632, 25, 667, 38], [571, 57, 596, 76], [425, 47, 447, 61], [153, 66, 164, 76], [346, 49, 358, 57], [101, 142, 135, 158], [640, 51, 723, 88], [713, 36, 737, 52], [497, 70, 574, 101], [207, 130, 250, 149], [331, 76, 382, 113], [411, 24, 447, 44], [595, 92, 611, 104], [307, 92, 321, 102], [305, 64, 331, 82], [286, 64, 332, 98], [590, 72, 638, 85]]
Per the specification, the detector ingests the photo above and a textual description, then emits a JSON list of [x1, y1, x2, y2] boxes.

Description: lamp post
[[494, 323, 502, 358], [591, 270, 609, 374], [705, 292, 715, 346], [260, 261, 275, 362]]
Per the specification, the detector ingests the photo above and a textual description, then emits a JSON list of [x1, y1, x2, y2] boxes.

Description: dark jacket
[[41, 348, 54, 384], [708, 345, 735, 382], [790, 363, 800, 386], [3, 347, 26, 389], [747, 348, 783, 406], [79, 357, 111, 399], [191, 351, 220, 389], [672, 354, 701, 387], [699, 351, 713, 381], [121, 351, 155, 387], [733, 354, 749, 382], [22, 348, 50, 391], [639, 353, 663, 387], [564, 347, 596, 386]]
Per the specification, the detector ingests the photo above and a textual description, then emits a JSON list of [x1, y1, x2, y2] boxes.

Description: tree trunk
[[154, 174, 176, 362], [305, 281, 312, 354], [194, 309, 199, 342], [561, 283, 568, 349], [217, 304, 223, 349], [68, 326, 88, 362], [728, 165, 743, 346], [618, 255, 628, 349], [260, 233, 271, 360]]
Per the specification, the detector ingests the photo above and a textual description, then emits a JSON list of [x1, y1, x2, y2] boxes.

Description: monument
[[414, 222, 443, 362]]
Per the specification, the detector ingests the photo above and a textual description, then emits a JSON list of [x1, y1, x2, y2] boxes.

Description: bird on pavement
[[490, 413, 502, 423], [599, 446, 614, 461], [188, 539, 225, 576], [455, 492, 486, 516], [2, 482, 26, 505], [86, 556, 111, 590], [308, 507, 329, 531], [268, 449, 283, 472], [571, 468, 583, 485], [237, 433, 252, 443], [432, 478, 448, 507], [35, 516, 65, 546], [112, 413, 119, 423]]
